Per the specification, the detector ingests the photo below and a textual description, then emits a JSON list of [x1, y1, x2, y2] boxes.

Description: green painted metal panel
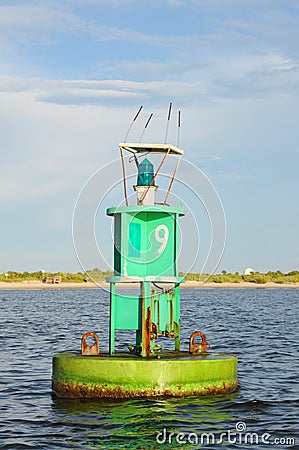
[[107, 205, 185, 216], [108, 205, 185, 356], [114, 294, 142, 330], [128, 221, 141, 258], [115, 211, 177, 277], [109, 205, 185, 279], [113, 214, 121, 275]]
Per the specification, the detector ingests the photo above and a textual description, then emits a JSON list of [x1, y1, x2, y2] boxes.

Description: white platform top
[[119, 142, 184, 156]]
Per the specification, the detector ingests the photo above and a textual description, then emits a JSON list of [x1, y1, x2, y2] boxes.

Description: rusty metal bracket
[[158, 330, 178, 338], [81, 331, 100, 356], [189, 331, 210, 354], [150, 322, 157, 340]]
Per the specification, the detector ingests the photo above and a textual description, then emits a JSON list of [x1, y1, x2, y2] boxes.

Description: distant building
[[244, 267, 254, 275], [43, 276, 62, 284]]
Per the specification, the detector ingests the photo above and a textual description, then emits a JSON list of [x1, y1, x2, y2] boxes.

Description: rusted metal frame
[[157, 294, 160, 331], [139, 148, 171, 204], [145, 306, 151, 357], [109, 282, 116, 355], [134, 283, 143, 352], [141, 281, 152, 357], [167, 289, 180, 350], [149, 290, 158, 341], [174, 283, 180, 351], [141, 282, 145, 356], [119, 146, 128, 206], [164, 155, 182, 205], [169, 294, 173, 326]]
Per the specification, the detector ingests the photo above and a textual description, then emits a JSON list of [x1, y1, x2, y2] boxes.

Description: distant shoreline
[[0, 281, 298, 290]]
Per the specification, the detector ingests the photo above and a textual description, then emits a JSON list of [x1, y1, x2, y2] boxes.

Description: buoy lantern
[[137, 158, 155, 186]]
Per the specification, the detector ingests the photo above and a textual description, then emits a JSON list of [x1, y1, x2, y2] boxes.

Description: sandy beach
[[0, 280, 298, 290]]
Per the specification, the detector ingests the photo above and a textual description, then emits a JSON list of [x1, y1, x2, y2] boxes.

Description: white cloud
[[213, 170, 256, 182], [0, 75, 198, 105], [64, 0, 135, 5], [85, 22, 201, 48], [0, 89, 132, 203], [0, 0, 298, 273], [263, 54, 298, 72], [164, 0, 186, 6], [0, 2, 201, 49], [98, 60, 205, 79], [0, 4, 84, 37], [1, 44, 298, 112]]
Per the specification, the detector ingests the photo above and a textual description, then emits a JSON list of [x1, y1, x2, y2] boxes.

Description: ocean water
[[0, 288, 298, 449]]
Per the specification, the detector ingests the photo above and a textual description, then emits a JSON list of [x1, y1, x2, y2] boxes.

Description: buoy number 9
[[155, 225, 169, 254]]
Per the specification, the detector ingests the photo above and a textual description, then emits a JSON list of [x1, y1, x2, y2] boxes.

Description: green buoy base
[[52, 351, 238, 399]]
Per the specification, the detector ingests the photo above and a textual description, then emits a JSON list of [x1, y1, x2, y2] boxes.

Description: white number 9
[[155, 225, 169, 254]]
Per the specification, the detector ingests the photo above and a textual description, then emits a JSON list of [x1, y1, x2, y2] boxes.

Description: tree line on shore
[[179, 270, 299, 284], [1, 268, 299, 284], [0, 268, 112, 283]]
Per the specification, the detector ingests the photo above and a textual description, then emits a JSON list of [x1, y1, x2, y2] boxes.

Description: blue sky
[[0, 0, 298, 274]]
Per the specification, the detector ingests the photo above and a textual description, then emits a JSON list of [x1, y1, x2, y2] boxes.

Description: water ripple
[[0, 288, 298, 449]]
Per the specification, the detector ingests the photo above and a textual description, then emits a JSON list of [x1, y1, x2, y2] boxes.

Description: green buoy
[[52, 139, 238, 398]]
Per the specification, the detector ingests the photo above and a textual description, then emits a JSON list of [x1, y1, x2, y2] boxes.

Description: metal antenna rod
[[164, 102, 172, 144], [177, 110, 181, 147], [139, 113, 153, 142], [119, 146, 128, 206], [164, 155, 182, 205], [124, 105, 143, 142]]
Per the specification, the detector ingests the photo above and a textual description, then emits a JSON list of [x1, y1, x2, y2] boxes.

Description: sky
[[0, 0, 298, 275]]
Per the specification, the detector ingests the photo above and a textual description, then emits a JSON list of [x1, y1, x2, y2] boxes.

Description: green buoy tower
[[52, 140, 238, 398], [107, 143, 185, 359]]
